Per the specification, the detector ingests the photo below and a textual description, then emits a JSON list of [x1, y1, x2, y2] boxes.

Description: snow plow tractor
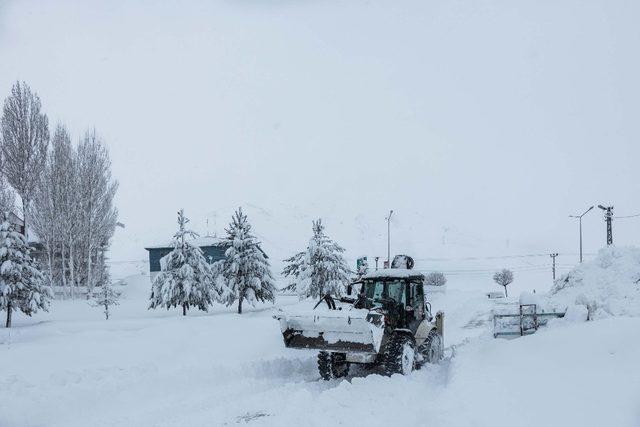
[[275, 256, 444, 380]]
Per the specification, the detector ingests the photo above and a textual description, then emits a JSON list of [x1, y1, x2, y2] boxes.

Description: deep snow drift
[[550, 246, 640, 318], [1, 272, 639, 426]]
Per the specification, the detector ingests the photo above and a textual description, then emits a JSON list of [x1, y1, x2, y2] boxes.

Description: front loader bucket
[[275, 309, 385, 355]]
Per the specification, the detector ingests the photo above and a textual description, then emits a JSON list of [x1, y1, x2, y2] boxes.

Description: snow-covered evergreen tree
[[282, 219, 351, 299], [0, 215, 50, 327], [90, 281, 120, 320], [149, 210, 215, 316], [215, 207, 275, 314]]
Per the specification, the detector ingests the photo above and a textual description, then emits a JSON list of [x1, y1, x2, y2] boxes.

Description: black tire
[[419, 329, 444, 365], [317, 351, 350, 380], [384, 334, 416, 376]]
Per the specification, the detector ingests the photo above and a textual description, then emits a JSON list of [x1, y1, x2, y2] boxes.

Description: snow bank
[[549, 246, 640, 318], [3, 272, 639, 426]]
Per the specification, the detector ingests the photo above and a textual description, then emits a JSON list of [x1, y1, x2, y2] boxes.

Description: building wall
[[147, 245, 228, 273]]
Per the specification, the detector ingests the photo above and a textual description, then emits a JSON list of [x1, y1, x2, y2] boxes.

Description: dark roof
[[144, 236, 226, 250], [144, 235, 268, 259]]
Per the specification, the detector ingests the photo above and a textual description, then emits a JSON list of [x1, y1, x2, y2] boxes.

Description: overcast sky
[[1, 0, 638, 270]]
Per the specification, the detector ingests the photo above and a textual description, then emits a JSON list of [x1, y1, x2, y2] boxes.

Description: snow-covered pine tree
[[282, 219, 351, 299], [0, 214, 50, 328], [90, 281, 120, 320], [216, 207, 275, 314], [149, 210, 215, 316]]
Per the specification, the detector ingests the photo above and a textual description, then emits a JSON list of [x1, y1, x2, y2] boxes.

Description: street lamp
[[569, 206, 593, 263], [386, 210, 393, 267]]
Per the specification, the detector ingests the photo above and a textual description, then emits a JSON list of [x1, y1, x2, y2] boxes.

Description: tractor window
[[364, 281, 385, 302], [411, 283, 425, 317], [386, 280, 406, 305], [363, 280, 406, 308]]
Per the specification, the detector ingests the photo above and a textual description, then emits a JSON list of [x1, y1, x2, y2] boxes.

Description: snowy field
[[1, 271, 638, 427]]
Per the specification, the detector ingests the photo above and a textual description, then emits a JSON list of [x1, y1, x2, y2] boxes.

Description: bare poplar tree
[[0, 81, 49, 232], [75, 129, 118, 296], [51, 125, 77, 297], [57, 130, 80, 298], [31, 125, 74, 294]]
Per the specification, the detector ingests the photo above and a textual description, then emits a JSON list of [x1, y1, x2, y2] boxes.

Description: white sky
[[1, 0, 639, 272]]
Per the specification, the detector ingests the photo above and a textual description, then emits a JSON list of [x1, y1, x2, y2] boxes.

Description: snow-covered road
[[1, 275, 638, 426]]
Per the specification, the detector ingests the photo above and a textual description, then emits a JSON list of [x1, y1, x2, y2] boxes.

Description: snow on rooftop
[[144, 235, 226, 250], [362, 268, 425, 280]]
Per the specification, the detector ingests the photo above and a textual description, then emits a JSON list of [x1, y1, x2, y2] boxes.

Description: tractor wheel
[[317, 351, 350, 381], [384, 334, 416, 376], [419, 329, 444, 365]]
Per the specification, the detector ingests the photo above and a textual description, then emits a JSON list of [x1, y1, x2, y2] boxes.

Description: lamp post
[[569, 206, 593, 263], [386, 210, 393, 267]]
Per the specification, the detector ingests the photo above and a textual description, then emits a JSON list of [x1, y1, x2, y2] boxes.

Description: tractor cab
[[352, 269, 430, 333]]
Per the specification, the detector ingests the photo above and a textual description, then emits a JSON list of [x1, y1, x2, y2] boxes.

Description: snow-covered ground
[[1, 269, 638, 427]]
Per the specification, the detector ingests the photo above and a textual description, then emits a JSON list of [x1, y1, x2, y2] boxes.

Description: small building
[[144, 236, 228, 281], [7, 211, 26, 235]]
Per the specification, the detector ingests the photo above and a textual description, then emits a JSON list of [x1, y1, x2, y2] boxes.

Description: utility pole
[[569, 205, 594, 263], [597, 205, 614, 245], [386, 210, 394, 267], [375, 256, 379, 271], [550, 253, 558, 281]]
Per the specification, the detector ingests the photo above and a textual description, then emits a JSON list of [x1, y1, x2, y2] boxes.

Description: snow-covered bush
[[90, 282, 120, 320], [493, 269, 514, 297], [215, 208, 275, 314], [425, 271, 447, 287], [282, 219, 351, 299], [0, 216, 50, 327], [549, 246, 640, 319], [149, 210, 216, 316]]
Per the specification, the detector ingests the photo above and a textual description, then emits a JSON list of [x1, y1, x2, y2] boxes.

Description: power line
[[376, 252, 592, 262], [614, 213, 640, 219]]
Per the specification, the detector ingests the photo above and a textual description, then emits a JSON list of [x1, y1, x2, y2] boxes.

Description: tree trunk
[[61, 243, 68, 299], [182, 303, 187, 316], [5, 302, 11, 328], [46, 241, 54, 296], [69, 241, 76, 299], [504, 286, 508, 298], [237, 296, 243, 314], [86, 245, 93, 299], [21, 197, 27, 237]]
